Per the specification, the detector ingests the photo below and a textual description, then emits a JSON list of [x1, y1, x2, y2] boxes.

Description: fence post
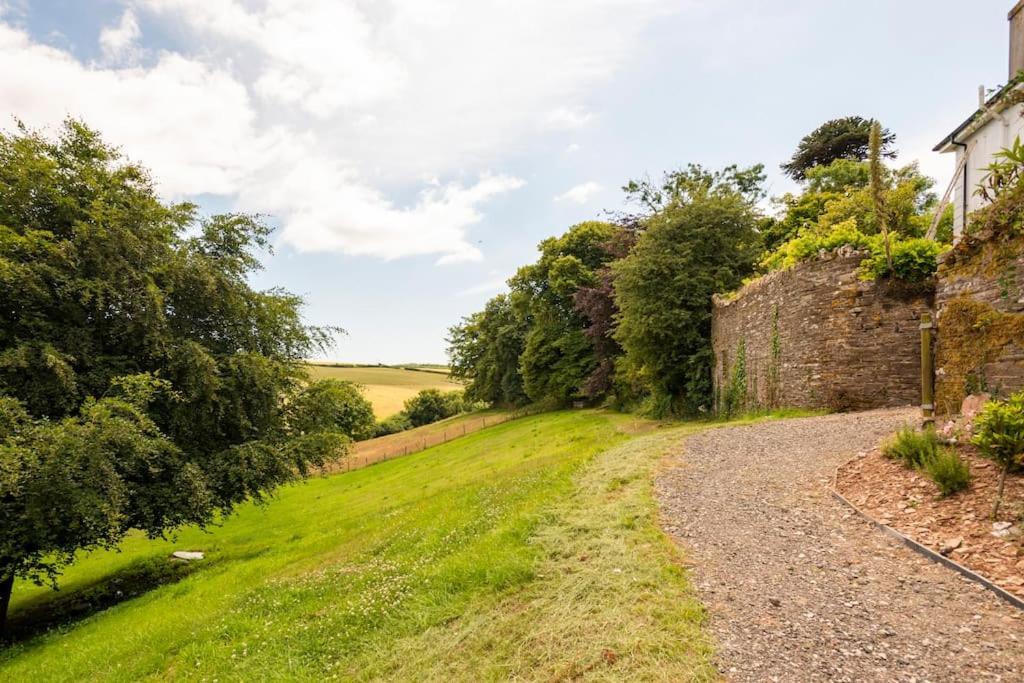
[[920, 312, 935, 426]]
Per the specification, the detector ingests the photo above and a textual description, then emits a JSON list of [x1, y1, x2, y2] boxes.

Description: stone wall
[[712, 250, 932, 412], [935, 232, 1024, 414]]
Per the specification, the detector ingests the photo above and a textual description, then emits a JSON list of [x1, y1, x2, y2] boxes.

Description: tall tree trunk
[[0, 573, 13, 640], [993, 462, 1010, 519]]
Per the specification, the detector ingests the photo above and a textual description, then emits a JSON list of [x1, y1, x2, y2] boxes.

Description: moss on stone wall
[[935, 297, 1024, 414]]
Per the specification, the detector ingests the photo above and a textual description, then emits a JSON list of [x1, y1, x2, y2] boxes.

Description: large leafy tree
[[447, 294, 527, 407], [781, 116, 896, 181], [613, 165, 765, 415], [571, 227, 637, 398], [0, 120, 346, 631], [288, 379, 376, 442], [510, 221, 622, 405]]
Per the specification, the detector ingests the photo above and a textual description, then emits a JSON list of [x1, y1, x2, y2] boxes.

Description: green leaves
[[972, 391, 1024, 469], [859, 237, 948, 283], [401, 388, 464, 428], [614, 181, 762, 415], [289, 379, 375, 441], [781, 116, 895, 181], [0, 120, 341, 602]]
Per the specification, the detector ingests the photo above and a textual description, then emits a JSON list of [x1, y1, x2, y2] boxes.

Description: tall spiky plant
[[869, 121, 894, 273]]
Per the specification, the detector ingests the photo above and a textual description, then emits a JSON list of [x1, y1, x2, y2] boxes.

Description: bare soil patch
[[837, 446, 1024, 599]]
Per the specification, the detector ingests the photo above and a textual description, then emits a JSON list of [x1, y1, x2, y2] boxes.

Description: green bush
[[922, 447, 971, 496], [403, 389, 464, 427], [859, 237, 947, 283], [882, 426, 939, 468], [373, 413, 413, 438], [759, 219, 873, 272], [972, 390, 1024, 516], [289, 379, 376, 441], [759, 221, 946, 284]]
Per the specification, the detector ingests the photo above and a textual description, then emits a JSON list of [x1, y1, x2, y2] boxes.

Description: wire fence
[[321, 409, 537, 475]]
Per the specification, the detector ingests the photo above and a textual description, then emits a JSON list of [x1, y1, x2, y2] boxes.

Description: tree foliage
[[760, 155, 945, 282], [289, 379, 376, 442], [448, 294, 527, 406], [781, 116, 895, 181], [402, 389, 464, 428], [0, 120, 345, 627], [613, 166, 765, 415], [509, 221, 624, 405], [571, 228, 637, 398], [972, 391, 1024, 518]]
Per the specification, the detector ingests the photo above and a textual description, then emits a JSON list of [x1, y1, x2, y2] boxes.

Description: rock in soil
[[657, 409, 1024, 683]]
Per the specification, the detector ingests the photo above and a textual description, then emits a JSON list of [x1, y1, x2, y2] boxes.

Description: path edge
[[829, 469, 1024, 611]]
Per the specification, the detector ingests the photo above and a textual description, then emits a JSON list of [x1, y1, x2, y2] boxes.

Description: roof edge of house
[[933, 78, 1023, 153]]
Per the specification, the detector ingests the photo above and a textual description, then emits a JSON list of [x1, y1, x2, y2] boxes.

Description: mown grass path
[[1, 411, 717, 681]]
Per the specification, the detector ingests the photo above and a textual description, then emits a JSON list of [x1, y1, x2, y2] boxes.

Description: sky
[[0, 0, 1013, 363]]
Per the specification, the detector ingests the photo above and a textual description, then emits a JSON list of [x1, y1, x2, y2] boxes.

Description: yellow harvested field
[[304, 364, 463, 418]]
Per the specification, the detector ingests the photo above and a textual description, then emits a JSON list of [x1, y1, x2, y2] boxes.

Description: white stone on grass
[[171, 551, 205, 561]]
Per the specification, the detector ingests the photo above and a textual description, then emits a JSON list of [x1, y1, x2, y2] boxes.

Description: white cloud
[[0, 22, 256, 196], [458, 270, 510, 297], [99, 9, 141, 64], [1, 0, 674, 262], [555, 181, 602, 204], [543, 106, 594, 130], [565, 143, 581, 154]]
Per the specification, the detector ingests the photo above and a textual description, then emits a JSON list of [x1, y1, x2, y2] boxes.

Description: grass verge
[[1, 410, 720, 681]]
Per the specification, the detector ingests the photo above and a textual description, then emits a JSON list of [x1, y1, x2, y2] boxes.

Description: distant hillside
[[304, 364, 461, 418]]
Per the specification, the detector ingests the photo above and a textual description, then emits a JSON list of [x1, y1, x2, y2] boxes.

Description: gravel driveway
[[657, 409, 1024, 682]]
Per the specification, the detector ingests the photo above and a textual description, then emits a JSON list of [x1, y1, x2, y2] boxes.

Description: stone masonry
[[712, 249, 932, 412], [934, 232, 1024, 414]]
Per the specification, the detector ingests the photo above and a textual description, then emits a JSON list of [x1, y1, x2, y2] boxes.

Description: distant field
[[304, 364, 462, 418]]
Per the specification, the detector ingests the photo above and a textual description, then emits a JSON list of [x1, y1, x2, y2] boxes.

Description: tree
[[614, 165, 764, 415], [781, 116, 895, 181], [869, 121, 894, 272], [289, 379, 376, 442], [510, 221, 623, 405], [571, 227, 637, 398], [448, 294, 528, 407], [623, 163, 767, 212], [402, 389, 462, 428], [0, 120, 345, 632]]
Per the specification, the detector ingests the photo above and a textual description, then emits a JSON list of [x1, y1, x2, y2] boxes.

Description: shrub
[[403, 389, 464, 428], [373, 413, 413, 438], [922, 447, 971, 496], [759, 219, 873, 272], [859, 237, 947, 283], [972, 390, 1024, 517], [882, 426, 939, 468], [290, 379, 376, 441]]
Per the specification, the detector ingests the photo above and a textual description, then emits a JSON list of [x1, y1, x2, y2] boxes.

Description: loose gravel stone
[[656, 409, 1024, 682]]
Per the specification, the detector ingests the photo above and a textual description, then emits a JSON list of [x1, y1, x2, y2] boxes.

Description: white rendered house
[[934, 1, 1024, 239]]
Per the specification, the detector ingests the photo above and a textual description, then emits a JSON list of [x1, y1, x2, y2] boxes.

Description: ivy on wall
[[723, 337, 747, 417]]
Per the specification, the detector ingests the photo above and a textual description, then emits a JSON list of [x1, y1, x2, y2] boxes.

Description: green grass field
[[0, 410, 719, 681], [304, 364, 462, 418]]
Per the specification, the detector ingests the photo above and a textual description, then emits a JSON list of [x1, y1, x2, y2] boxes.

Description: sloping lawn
[[1, 411, 716, 681]]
